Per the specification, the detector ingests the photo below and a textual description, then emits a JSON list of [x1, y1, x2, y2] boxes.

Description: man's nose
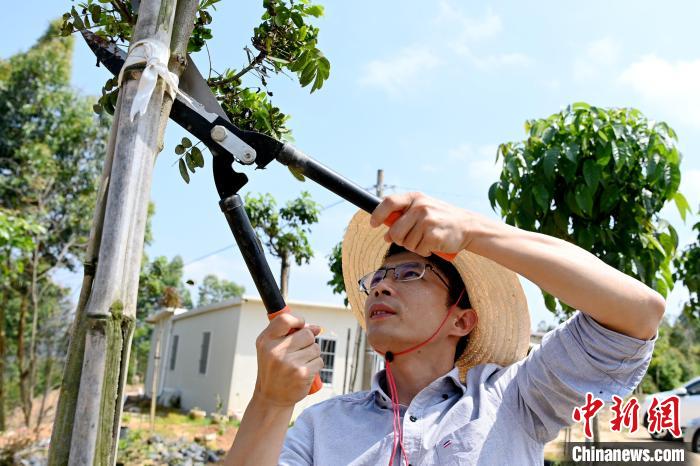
[[373, 276, 395, 297]]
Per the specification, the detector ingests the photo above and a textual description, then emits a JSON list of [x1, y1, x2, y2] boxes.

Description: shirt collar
[[370, 366, 466, 409]]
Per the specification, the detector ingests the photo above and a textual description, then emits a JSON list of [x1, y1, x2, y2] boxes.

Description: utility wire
[[182, 185, 375, 267]]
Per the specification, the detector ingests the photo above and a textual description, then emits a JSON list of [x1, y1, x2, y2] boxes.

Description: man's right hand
[[254, 312, 323, 407]]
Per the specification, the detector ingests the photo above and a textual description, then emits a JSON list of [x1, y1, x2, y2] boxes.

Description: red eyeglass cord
[[373, 290, 465, 466]]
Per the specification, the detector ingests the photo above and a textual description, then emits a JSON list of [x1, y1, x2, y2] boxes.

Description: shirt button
[[409, 415, 417, 422], [442, 393, 449, 400]]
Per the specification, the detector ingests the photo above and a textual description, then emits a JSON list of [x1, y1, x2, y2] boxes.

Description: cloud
[[619, 55, 700, 127], [359, 3, 529, 96], [359, 46, 442, 97], [447, 143, 502, 181], [573, 37, 621, 81], [434, 3, 502, 42]]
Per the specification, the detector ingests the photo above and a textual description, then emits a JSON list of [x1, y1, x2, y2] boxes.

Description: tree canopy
[[490, 103, 689, 319]]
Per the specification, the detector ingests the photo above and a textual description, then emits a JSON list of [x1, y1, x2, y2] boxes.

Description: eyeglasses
[[358, 261, 450, 295]]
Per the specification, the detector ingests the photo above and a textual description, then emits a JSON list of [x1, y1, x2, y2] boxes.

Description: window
[[316, 337, 336, 384], [199, 332, 211, 374], [687, 380, 700, 396], [169, 335, 179, 371]]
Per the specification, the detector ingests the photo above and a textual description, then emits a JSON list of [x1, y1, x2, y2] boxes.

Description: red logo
[[572, 392, 605, 439], [609, 395, 639, 433], [647, 395, 681, 438]]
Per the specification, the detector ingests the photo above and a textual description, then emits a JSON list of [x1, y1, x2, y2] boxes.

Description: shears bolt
[[211, 125, 227, 142]]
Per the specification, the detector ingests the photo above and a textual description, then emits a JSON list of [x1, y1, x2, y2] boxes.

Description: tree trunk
[[35, 340, 55, 433], [48, 1, 198, 464], [28, 247, 41, 425], [17, 292, 30, 427], [280, 254, 290, 300], [0, 289, 7, 431]]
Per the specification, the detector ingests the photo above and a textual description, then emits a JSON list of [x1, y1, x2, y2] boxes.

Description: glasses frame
[[358, 261, 450, 295]]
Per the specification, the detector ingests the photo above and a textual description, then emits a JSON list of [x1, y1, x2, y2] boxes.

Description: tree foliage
[[490, 103, 688, 319], [197, 274, 245, 307], [244, 191, 320, 297], [674, 218, 699, 321], [641, 313, 700, 393], [60, 0, 331, 183], [0, 21, 108, 428], [326, 242, 347, 306]]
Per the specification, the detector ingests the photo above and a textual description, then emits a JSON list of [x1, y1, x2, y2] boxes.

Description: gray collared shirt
[[280, 312, 655, 465]]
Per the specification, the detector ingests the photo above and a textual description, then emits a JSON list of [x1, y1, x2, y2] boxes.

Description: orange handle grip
[[383, 211, 457, 261], [268, 306, 323, 395]]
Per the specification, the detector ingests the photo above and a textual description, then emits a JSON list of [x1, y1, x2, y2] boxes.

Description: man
[[225, 192, 664, 465]]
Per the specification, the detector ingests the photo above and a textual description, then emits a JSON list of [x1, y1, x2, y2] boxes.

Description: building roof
[[146, 295, 350, 325]]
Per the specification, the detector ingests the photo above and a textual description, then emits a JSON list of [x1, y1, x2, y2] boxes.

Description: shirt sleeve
[[279, 408, 314, 466], [496, 311, 655, 443]]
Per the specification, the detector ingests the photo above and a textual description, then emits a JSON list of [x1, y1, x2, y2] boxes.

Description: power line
[[182, 185, 375, 267]]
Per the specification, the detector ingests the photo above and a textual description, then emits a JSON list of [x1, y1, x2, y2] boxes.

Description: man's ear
[[451, 308, 477, 337]]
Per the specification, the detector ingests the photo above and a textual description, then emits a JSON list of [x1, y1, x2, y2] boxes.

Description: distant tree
[[244, 191, 320, 298], [0, 21, 108, 427], [490, 103, 689, 320], [326, 242, 348, 306], [675, 218, 699, 321], [0, 209, 42, 430], [131, 255, 193, 382], [197, 274, 244, 307]]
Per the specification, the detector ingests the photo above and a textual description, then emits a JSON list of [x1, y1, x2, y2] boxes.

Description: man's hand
[[370, 192, 485, 257], [254, 312, 324, 407]]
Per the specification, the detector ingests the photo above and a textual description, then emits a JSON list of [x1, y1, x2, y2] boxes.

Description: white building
[[144, 296, 367, 420]]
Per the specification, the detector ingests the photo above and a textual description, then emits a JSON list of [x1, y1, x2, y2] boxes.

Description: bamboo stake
[[48, 0, 199, 463]]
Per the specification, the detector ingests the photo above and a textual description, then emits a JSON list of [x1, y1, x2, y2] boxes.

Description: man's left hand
[[370, 192, 483, 257]]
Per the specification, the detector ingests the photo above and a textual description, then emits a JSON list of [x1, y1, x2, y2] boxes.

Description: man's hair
[[384, 244, 471, 362]]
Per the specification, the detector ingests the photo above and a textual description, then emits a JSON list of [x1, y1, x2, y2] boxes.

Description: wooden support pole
[[48, 0, 199, 464]]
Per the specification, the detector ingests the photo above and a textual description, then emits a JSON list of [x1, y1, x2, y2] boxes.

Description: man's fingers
[[287, 326, 317, 350], [265, 312, 305, 338], [370, 193, 415, 228]]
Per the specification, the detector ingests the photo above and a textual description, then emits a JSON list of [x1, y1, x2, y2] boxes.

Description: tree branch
[[208, 51, 267, 88]]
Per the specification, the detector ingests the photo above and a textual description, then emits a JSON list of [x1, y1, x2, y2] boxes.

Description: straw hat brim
[[341, 210, 531, 380]]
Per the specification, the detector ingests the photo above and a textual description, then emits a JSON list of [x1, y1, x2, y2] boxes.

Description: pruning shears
[[84, 31, 455, 395]]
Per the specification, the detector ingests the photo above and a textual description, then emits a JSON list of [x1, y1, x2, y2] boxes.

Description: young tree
[[0, 21, 109, 428], [52, 0, 330, 460], [244, 191, 320, 298], [675, 218, 699, 320], [490, 103, 689, 320], [197, 274, 245, 307]]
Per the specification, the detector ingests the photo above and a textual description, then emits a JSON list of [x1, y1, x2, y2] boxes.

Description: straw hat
[[342, 210, 531, 380]]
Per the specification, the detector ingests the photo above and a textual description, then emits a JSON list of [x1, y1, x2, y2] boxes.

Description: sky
[[2, 0, 699, 330]]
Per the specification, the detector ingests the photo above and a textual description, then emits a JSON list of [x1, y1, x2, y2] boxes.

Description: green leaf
[[582, 159, 601, 192], [564, 142, 579, 163], [543, 147, 559, 180], [268, 56, 291, 64], [571, 102, 591, 111], [305, 5, 325, 16], [288, 165, 306, 181], [575, 184, 593, 216], [673, 192, 691, 222], [496, 187, 509, 212], [544, 292, 557, 311], [185, 152, 196, 172], [600, 187, 619, 213], [299, 61, 317, 87], [191, 147, 204, 168], [179, 159, 190, 184], [533, 184, 550, 211], [175, 144, 185, 155], [488, 183, 498, 210], [181, 137, 192, 148]]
